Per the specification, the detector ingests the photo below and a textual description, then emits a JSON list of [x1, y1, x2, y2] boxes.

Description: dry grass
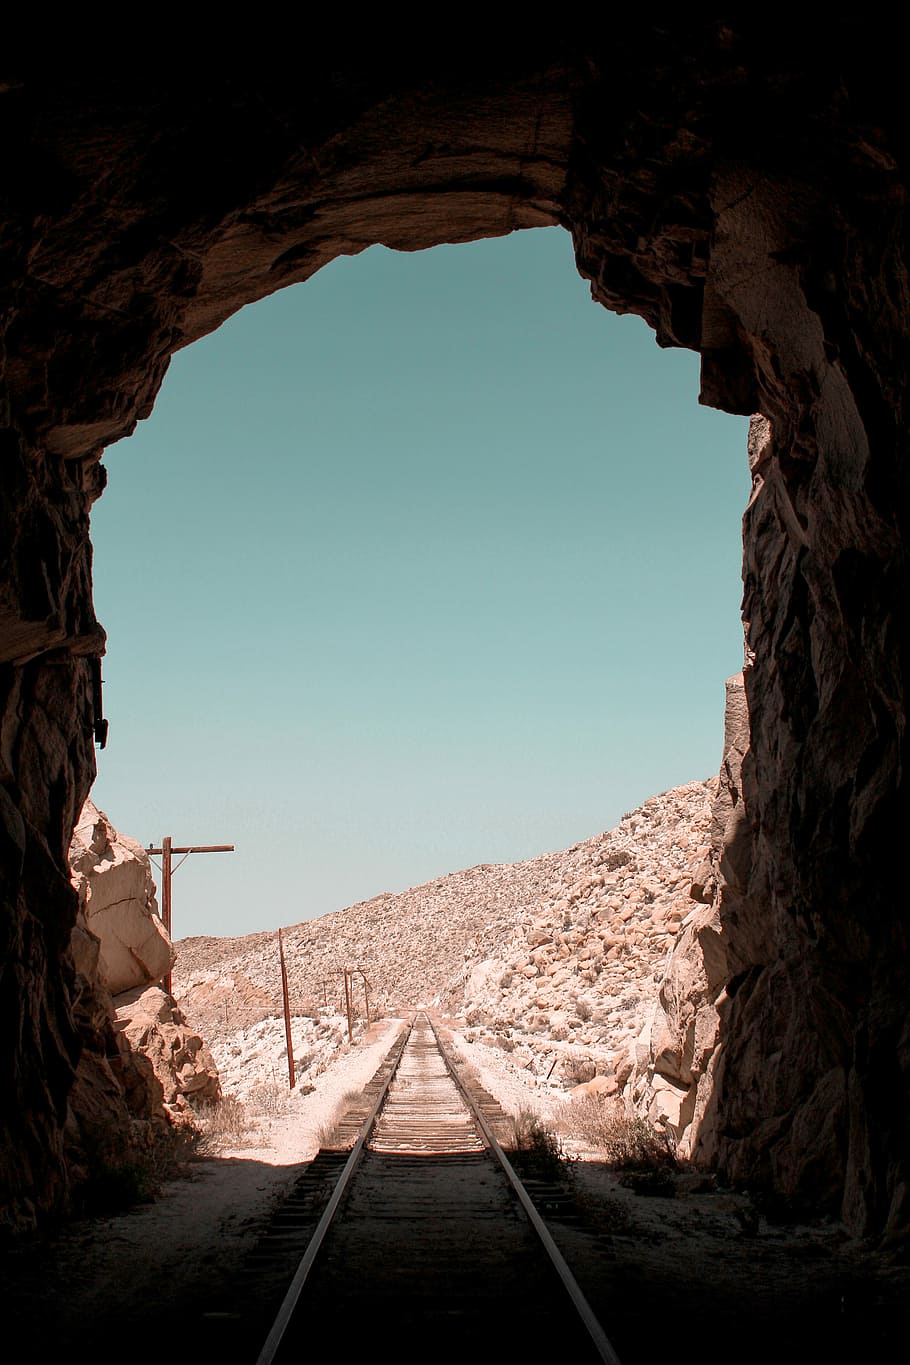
[[507, 1106, 565, 1177], [75, 1120, 205, 1214], [316, 1088, 362, 1149], [561, 1094, 677, 1169], [247, 1077, 292, 1117], [562, 1053, 596, 1085], [194, 1095, 251, 1154]]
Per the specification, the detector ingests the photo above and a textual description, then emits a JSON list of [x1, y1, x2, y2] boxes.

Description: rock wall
[[114, 986, 220, 1116], [631, 672, 748, 1156], [0, 794, 219, 1217], [64, 805, 218, 1198], [70, 800, 173, 995], [1, 34, 908, 1235]]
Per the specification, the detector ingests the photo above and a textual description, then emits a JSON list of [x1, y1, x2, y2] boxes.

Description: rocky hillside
[[175, 778, 716, 1121]]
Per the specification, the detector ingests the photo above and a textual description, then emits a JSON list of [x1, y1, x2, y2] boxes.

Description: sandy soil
[[2, 1015, 906, 1365]]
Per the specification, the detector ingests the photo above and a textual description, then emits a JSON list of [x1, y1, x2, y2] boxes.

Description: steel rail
[[429, 1014, 625, 1365], [252, 1018, 412, 1365], [253, 1010, 623, 1365]]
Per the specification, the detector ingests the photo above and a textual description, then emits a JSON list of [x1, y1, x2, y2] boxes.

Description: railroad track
[[249, 1011, 622, 1365]]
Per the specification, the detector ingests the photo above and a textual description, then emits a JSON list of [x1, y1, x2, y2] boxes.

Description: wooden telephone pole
[[147, 838, 234, 992], [278, 928, 295, 1090], [342, 967, 371, 1043]]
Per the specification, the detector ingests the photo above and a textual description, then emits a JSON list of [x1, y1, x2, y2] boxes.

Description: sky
[[89, 227, 750, 940]]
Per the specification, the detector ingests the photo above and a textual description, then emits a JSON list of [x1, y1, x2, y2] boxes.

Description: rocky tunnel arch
[[1, 36, 908, 1238]]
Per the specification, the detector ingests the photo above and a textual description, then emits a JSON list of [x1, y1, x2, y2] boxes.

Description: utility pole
[[341, 967, 372, 1041], [343, 968, 355, 1044], [347, 968, 371, 1027], [147, 839, 234, 993], [278, 928, 295, 1090]]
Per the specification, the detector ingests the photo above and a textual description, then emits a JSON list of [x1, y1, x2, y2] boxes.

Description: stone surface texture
[[61, 803, 219, 1198], [114, 986, 220, 1114], [630, 674, 749, 1156], [69, 800, 173, 995], [1, 33, 908, 1237]]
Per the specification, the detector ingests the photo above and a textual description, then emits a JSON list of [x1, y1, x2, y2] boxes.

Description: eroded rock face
[[70, 800, 173, 995], [115, 986, 220, 1116], [631, 674, 747, 1156], [1, 35, 909, 1235], [62, 806, 218, 1201]]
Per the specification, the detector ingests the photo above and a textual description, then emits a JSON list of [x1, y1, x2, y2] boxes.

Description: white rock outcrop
[[175, 776, 719, 1140], [70, 800, 174, 994]]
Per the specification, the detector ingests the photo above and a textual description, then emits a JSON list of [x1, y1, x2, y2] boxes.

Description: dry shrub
[[317, 1089, 362, 1149], [75, 1119, 205, 1214], [195, 1095, 250, 1154], [507, 1106, 564, 1176], [248, 1078, 292, 1117], [563, 1094, 676, 1169], [562, 1054, 596, 1086]]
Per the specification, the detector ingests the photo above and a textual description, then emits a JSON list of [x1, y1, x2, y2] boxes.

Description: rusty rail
[[254, 1011, 622, 1365], [430, 1016, 624, 1365], [253, 1019, 412, 1365]]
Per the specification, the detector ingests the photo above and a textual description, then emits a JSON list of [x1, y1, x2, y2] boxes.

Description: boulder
[[70, 800, 174, 994], [571, 1075, 618, 1098], [115, 986, 221, 1115], [61, 803, 220, 1202]]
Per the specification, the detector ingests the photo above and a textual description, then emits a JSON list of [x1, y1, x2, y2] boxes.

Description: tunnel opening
[[1, 50, 908, 1250], [88, 227, 750, 939]]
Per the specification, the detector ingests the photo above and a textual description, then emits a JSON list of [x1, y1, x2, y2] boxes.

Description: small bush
[[573, 999, 593, 1022], [603, 849, 633, 871], [248, 1079, 291, 1117], [619, 1166, 677, 1197], [507, 1107, 565, 1177], [563, 1054, 596, 1086], [195, 1095, 249, 1153], [75, 1122, 202, 1216], [77, 1160, 157, 1214], [317, 1090, 362, 1149], [562, 1095, 676, 1170]]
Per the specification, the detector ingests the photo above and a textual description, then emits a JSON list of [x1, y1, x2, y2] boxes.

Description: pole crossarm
[[146, 844, 234, 855], [145, 838, 234, 995]]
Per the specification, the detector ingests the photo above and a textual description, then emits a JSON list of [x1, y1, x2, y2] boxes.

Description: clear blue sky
[[90, 227, 749, 939]]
